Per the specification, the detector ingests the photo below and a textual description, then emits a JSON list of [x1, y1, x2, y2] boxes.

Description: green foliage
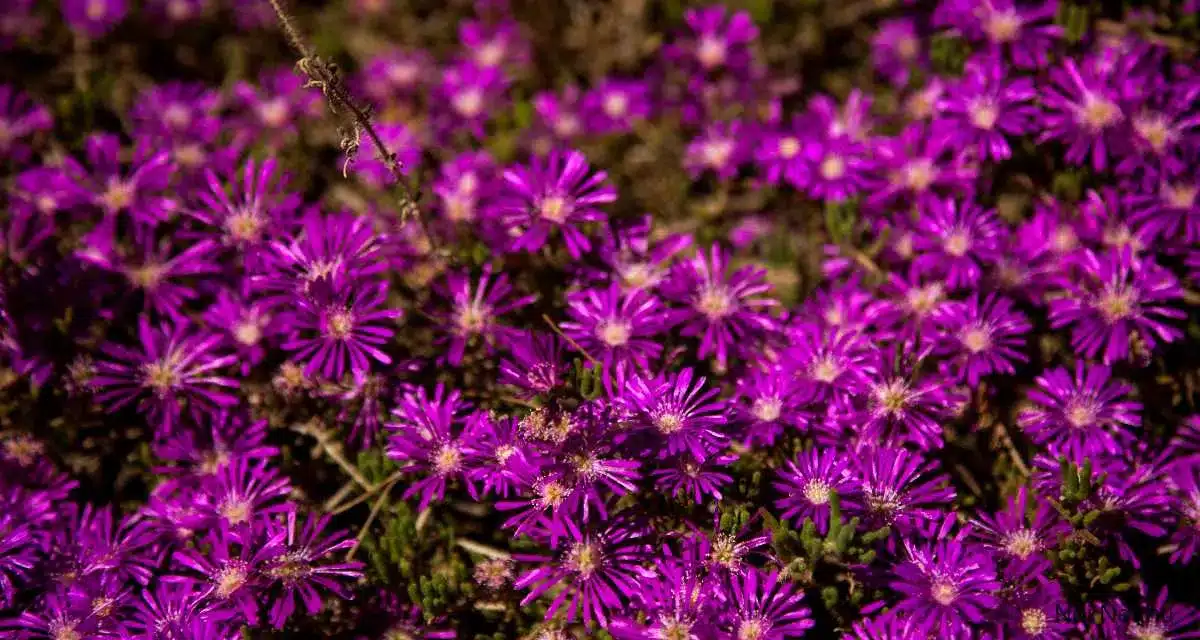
[[1055, 2, 1091, 44], [929, 33, 969, 76], [1045, 459, 1138, 605]]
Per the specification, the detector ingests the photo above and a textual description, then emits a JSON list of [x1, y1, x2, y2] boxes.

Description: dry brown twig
[[266, 0, 438, 250]]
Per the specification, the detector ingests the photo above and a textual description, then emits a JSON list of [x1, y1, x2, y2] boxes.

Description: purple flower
[[582, 78, 651, 134], [1127, 171, 1200, 245], [533, 86, 585, 143], [871, 18, 922, 86], [802, 137, 876, 202], [853, 447, 955, 534], [733, 366, 812, 446], [191, 157, 300, 257], [513, 516, 651, 628], [357, 48, 431, 106], [774, 447, 858, 534], [65, 133, 177, 224], [200, 457, 292, 530], [153, 411, 277, 476], [784, 322, 876, 410], [61, 0, 128, 38], [431, 264, 536, 365], [971, 487, 1068, 574], [755, 116, 812, 188], [594, 215, 692, 293], [1166, 463, 1200, 566], [346, 121, 421, 188], [281, 280, 401, 382], [128, 581, 230, 639], [433, 150, 496, 224], [203, 286, 275, 375], [684, 119, 748, 179], [867, 122, 976, 210], [912, 198, 1004, 290], [625, 367, 727, 459], [494, 150, 615, 259], [668, 6, 759, 75], [0, 85, 51, 164], [1039, 57, 1126, 171], [1048, 247, 1184, 364], [168, 525, 283, 625], [723, 568, 814, 639], [233, 68, 321, 147], [661, 243, 778, 369], [1103, 588, 1200, 640], [931, 294, 1031, 386], [262, 512, 363, 628], [1018, 362, 1141, 460], [254, 210, 386, 308], [386, 384, 476, 510], [860, 369, 960, 451], [651, 450, 737, 503], [0, 513, 36, 608], [939, 55, 1039, 161], [890, 516, 1001, 637], [459, 18, 529, 70], [436, 61, 507, 138], [561, 284, 669, 372], [93, 318, 238, 429], [939, 0, 1061, 68], [498, 330, 568, 399]]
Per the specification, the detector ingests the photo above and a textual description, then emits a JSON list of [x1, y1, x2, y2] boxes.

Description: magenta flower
[[346, 122, 421, 188], [200, 457, 292, 530], [582, 78, 651, 134], [498, 330, 568, 399], [1039, 57, 1126, 171], [61, 0, 128, 38], [724, 568, 814, 640], [262, 512, 363, 629], [1047, 247, 1184, 364], [852, 447, 955, 534], [890, 516, 1001, 637], [436, 61, 508, 139], [912, 198, 1004, 290], [386, 384, 477, 510], [668, 6, 759, 76], [190, 157, 301, 257], [430, 264, 536, 366], [939, 55, 1039, 161], [931, 294, 1031, 386], [0, 85, 52, 164], [513, 516, 650, 628], [561, 284, 669, 372], [625, 368, 728, 460], [93, 318, 238, 429], [64, 134, 177, 225], [281, 280, 401, 382], [1018, 362, 1141, 460], [684, 119, 748, 179], [661, 243, 778, 369], [494, 149, 616, 259], [774, 448, 859, 534], [755, 116, 812, 188]]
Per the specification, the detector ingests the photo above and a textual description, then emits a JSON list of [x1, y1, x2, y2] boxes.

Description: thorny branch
[[266, 0, 438, 250]]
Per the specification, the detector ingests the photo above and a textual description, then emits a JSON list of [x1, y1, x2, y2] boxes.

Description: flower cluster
[[1, 0, 1199, 638]]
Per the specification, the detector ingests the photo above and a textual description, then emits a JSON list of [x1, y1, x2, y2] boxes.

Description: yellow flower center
[[969, 100, 999, 130], [1003, 528, 1040, 559], [453, 88, 484, 118], [778, 136, 801, 159], [696, 286, 733, 319], [930, 579, 958, 606], [538, 195, 569, 223], [597, 320, 632, 347], [696, 35, 727, 69], [434, 445, 463, 474], [1021, 608, 1049, 635], [326, 310, 355, 339], [804, 479, 832, 505], [603, 93, 629, 119], [1080, 95, 1121, 131], [819, 154, 846, 180], [983, 10, 1022, 43], [214, 564, 249, 598], [960, 325, 992, 354]]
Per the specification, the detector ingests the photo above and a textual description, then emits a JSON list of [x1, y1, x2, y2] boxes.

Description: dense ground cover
[[1, 0, 1200, 638]]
